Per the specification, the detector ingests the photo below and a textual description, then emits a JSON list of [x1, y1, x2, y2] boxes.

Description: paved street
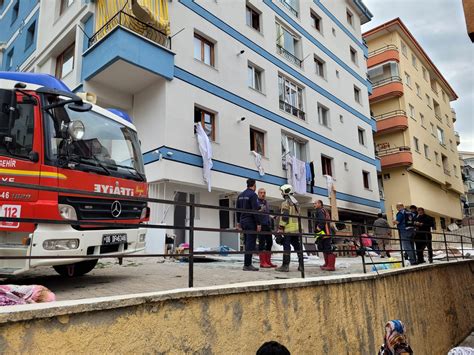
[[0, 256, 367, 301]]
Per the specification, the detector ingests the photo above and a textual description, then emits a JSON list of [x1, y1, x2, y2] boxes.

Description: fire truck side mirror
[[28, 151, 39, 163]]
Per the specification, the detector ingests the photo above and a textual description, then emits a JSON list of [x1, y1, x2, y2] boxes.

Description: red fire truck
[[0, 72, 148, 277]]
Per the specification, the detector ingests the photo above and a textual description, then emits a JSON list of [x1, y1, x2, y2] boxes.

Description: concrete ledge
[[1, 259, 471, 324]]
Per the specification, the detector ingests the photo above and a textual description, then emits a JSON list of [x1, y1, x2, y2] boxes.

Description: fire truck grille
[[59, 196, 146, 220]]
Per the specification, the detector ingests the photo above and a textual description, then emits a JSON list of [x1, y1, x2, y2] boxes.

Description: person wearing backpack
[[393, 203, 416, 265]]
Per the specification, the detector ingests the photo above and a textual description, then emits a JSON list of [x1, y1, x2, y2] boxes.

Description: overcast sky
[[361, 0, 474, 152]]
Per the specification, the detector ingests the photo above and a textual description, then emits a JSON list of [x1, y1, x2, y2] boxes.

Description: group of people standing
[[393, 203, 435, 265], [236, 179, 335, 272]]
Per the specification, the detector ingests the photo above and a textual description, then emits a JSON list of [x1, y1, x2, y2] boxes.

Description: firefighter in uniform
[[276, 184, 303, 272]]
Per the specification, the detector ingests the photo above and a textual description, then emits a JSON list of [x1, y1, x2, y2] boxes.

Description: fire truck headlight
[[43, 239, 80, 250], [58, 204, 78, 220], [68, 120, 85, 140]]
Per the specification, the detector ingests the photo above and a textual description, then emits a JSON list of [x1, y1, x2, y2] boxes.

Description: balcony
[[455, 131, 461, 145], [82, 10, 174, 94], [376, 146, 413, 169], [373, 110, 408, 135], [278, 0, 299, 16], [451, 108, 457, 122], [276, 44, 302, 68], [435, 113, 443, 122], [367, 45, 399, 68], [369, 76, 404, 103], [279, 100, 305, 120]]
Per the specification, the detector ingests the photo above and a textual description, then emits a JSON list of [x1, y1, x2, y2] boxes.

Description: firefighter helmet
[[280, 184, 293, 195]]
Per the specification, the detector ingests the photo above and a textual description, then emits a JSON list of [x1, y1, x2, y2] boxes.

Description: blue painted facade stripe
[[143, 146, 380, 209], [175, 66, 377, 167], [178, 0, 375, 131], [263, 0, 370, 86], [313, 0, 368, 57]]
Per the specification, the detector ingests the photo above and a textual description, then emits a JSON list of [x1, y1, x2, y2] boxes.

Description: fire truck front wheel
[[53, 259, 98, 277]]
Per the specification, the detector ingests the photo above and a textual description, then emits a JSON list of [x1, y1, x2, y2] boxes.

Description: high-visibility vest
[[279, 200, 299, 233]]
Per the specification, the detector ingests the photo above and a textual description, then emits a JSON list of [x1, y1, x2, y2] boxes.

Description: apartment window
[[248, 63, 263, 92], [358, 127, 366, 145], [435, 151, 440, 164], [250, 128, 265, 155], [350, 46, 358, 65], [25, 21, 36, 49], [55, 43, 75, 79], [425, 94, 431, 107], [415, 83, 421, 96], [362, 171, 370, 189], [246, 5, 261, 32], [422, 67, 428, 81], [6, 48, 14, 70], [311, 10, 322, 32], [278, 75, 305, 119], [437, 127, 445, 145], [413, 137, 420, 152], [420, 113, 425, 127], [279, 0, 299, 17], [354, 85, 361, 104], [442, 91, 447, 103], [424, 144, 430, 159], [194, 33, 215, 67], [339, 114, 344, 123], [404, 72, 411, 87], [194, 106, 216, 141], [314, 56, 326, 79], [346, 9, 354, 27], [409, 104, 415, 118], [60, 0, 74, 15], [430, 123, 436, 136], [317, 103, 330, 128], [11, 1, 19, 24], [335, 70, 340, 78], [411, 53, 417, 69], [321, 155, 333, 176], [401, 41, 407, 57], [281, 134, 307, 161], [276, 22, 301, 66]]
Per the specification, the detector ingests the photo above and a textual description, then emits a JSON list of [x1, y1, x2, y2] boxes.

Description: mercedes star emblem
[[111, 200, 122, 218]]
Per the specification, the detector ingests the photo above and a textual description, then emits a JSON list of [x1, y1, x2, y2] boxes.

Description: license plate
[[102, 233, 127, 245]]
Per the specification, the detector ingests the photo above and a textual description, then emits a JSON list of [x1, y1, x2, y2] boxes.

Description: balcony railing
[[371, 76, 402, 88], [279, 100, 305, 120], [276, 44, 302, 67], [89, 10, 170, 49], [373, 110, 406, 121], [368, 44, 398, 57], [278, 0, 299, 16], [435, 113, 442, 122], [376, 146, 411, 157]]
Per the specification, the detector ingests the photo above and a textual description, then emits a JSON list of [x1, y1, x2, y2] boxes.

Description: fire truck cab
[[0, 72, 148, 277]]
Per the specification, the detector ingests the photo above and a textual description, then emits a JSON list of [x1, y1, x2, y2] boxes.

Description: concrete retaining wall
[[0, 260, 473, 354]]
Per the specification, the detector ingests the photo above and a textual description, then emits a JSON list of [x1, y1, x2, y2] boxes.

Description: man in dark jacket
[[236, 179, 261, 271], [257, 188, 276, 268], [414, 207, 435, 264]]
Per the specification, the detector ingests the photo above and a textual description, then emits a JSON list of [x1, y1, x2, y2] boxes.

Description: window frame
[[245, 4, 261, 32], [194, 106, 216, 141], [250, 127, 265, 156], [362, 171, 370, 190], [317, 103, 330, 128], [314, 55, 326, 79], [60, 0, 74, 15], [411, 53, 417, 69], [349, 46, 358, 65], [321, 155, 333, 177], [346, 8, 354, 27], [194, 33, 215, 67], [358, 127, 366, 146], [11, 1, 19, 25], [424, 144, 430, 159], [55, 43, 75, 79], [247, 63, 263, 93], [401, 41, 408, 57], [310, 9, 322, 33], [413, 136, 420, 152], [25, 21, 36, 50], [278, 74, 305, 120], [354, 85, 361, 104]]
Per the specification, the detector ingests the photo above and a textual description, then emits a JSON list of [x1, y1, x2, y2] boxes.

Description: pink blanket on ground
[[0, 285, 56, 306]]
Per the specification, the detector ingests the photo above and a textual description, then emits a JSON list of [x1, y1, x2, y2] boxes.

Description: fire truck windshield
[[44, 103, 145, 181]]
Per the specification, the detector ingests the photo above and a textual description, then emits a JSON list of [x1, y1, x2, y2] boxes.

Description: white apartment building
[[1, 0, 379, 249]]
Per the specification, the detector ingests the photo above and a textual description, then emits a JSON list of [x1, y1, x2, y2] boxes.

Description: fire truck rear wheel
[[53, 259, 99, 277]]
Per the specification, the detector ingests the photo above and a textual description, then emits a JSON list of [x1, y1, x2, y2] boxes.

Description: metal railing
[[368, 44, 398, 57], [373, 110, 407, 121], [276, 44, 302, 67], [0, 180, 472, 288], [435, 113, 443, 122], [88, 10, 171, 49], [376, 146, 411, 157], [372, 76, 402, 88], [279, 100, 306, 120], [278, 0, 299, 17]]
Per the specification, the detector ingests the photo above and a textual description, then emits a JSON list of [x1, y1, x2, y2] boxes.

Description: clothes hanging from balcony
[[195, 123, 213, 192], [309, 161, 315, 193], [252, 151, 265, 177], [286, 156, 306, 195]]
